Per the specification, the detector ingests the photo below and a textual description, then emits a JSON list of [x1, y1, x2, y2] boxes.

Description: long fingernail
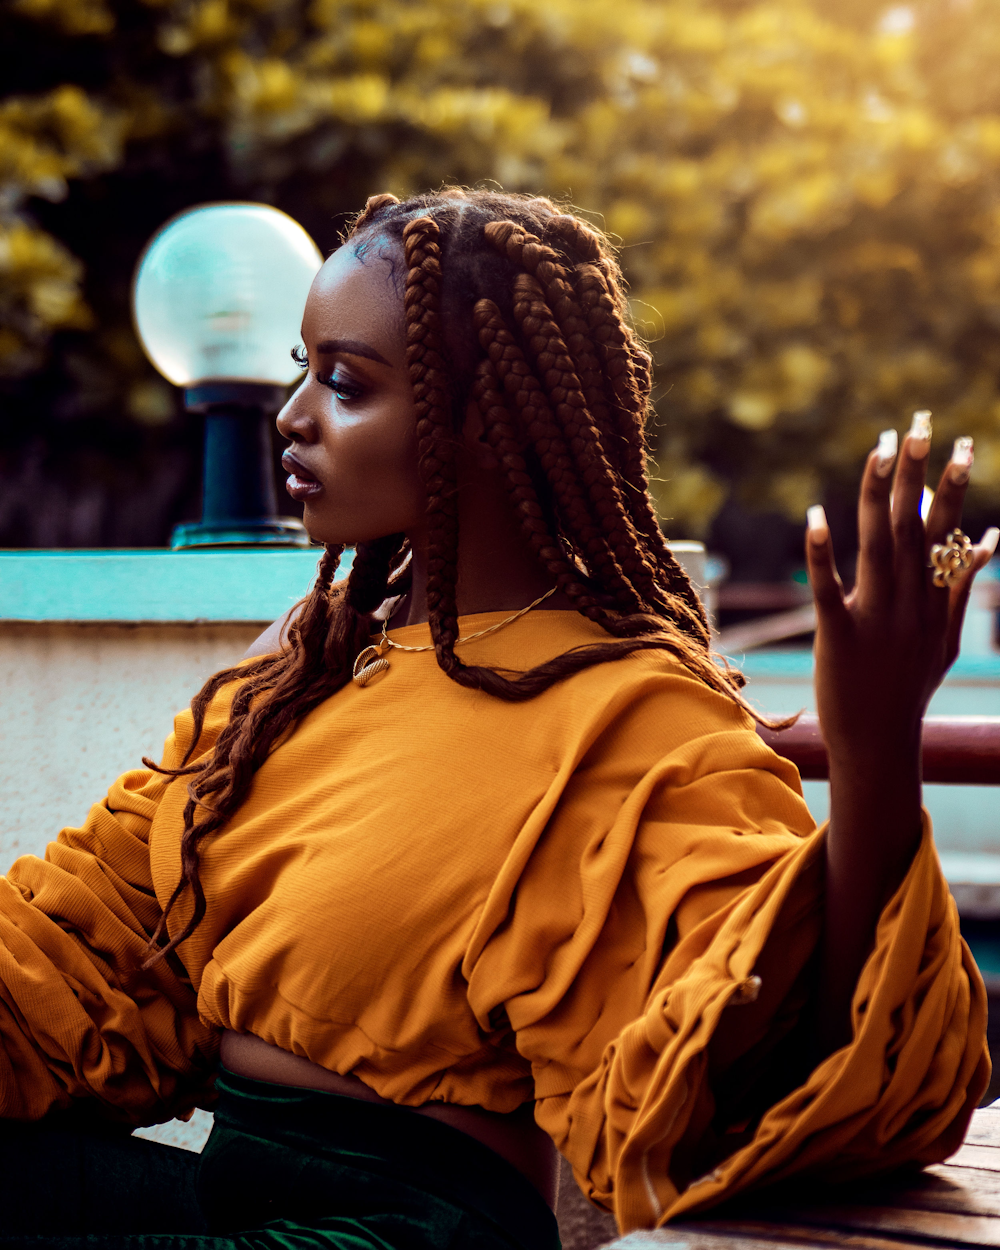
[[807, 504, 829, 543], [983, 527, 999, 557], [875, 428, 898, 477], [908, 409, 932, 457], [949, 436, 974, 484]]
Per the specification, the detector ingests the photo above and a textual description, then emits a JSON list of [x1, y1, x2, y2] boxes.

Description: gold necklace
[[352, 586, 557, 688]]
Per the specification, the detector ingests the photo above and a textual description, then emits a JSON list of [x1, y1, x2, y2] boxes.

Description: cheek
[[352, 415, 420, 485], [337, 408, 423, 503], [306, 396, 427, 541]]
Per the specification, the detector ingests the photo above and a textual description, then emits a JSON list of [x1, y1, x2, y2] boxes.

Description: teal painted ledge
[[0, 549, 355, 623]]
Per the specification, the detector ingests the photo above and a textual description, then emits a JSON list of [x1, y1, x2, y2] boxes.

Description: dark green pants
[[0, 1071, 560, 1250]]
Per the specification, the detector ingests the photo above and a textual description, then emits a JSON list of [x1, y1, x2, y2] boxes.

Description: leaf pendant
[[352, 644, 390, 688]]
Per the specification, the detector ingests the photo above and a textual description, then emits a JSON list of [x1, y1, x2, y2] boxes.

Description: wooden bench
[[587, 1104, 1000, 1249], [553, 1105, 1000, 1250]]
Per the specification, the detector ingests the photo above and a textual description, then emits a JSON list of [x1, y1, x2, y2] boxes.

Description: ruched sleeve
[[467, 673, 989, 1233], [0, 720, 220, 1124]]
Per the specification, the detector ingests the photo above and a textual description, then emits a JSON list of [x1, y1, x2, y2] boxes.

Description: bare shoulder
[[244, 605, 301, 658], [242, 575, 349, 658]]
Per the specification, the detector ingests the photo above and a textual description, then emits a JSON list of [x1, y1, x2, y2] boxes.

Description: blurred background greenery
[[3, 0, 1000, 577]]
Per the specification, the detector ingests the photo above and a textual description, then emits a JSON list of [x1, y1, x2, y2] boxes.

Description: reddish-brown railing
[[759, 716, 1000, 785]]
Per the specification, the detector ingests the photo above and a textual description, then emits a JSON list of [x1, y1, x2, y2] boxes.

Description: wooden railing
[[759, 715, 1000, 785]]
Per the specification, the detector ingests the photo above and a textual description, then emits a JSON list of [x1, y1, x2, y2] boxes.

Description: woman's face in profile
[[276, 239, 427, 548]]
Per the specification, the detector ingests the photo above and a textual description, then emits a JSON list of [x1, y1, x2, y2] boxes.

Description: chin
[[302, 503, 423, 549], [299, 505, 348, 549], [300, 521, 380, 550], [303, 530, 349, 551]]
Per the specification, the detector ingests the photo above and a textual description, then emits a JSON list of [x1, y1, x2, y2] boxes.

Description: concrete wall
[[0, 622, 261, 862], [0, 547, 332, 862]]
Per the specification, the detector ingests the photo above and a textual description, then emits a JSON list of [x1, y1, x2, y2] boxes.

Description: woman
[[0, 188, 994, 1249]]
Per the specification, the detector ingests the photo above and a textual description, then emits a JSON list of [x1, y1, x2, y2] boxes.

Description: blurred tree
[[3, 0, 1000, 561]]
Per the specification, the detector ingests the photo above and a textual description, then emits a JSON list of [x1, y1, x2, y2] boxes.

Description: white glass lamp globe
[[132, 202, 323, 387]]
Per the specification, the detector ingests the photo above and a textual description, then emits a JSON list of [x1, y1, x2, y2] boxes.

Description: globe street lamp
[[132, 202, 323, 549]]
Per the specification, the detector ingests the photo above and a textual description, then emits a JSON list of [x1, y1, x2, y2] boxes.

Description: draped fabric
[[0, 610, 987, 1230], [536, 816, 988, 1230], [0, 764, 217, 1123]]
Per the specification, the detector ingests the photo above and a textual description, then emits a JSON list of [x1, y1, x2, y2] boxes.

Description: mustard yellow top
[[0, 610, 987, 1230]]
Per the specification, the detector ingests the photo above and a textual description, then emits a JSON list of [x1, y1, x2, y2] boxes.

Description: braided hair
[[144, 188, 760, 964]]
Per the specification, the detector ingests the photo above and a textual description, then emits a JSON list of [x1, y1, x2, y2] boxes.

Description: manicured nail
[[949, 436, 974, 484], [908, 409, 932, 457], [807, 504, 829, 542], [982, 527, 999, 557], [874, 428, 898, 477]]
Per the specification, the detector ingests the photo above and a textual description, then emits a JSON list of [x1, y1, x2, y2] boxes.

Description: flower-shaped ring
[[928, 529, 975, 589]]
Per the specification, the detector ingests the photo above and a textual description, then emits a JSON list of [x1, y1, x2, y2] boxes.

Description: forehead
[[302, 238, 405, 358]]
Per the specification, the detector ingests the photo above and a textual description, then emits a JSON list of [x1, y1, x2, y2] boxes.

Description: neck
[[396, 469, 573, 627]]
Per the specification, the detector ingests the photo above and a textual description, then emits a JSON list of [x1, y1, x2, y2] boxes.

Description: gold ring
[[929, 529, 974, 588]]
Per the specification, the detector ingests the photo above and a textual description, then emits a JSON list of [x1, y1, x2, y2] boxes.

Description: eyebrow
[[311, 338, 391, 366]]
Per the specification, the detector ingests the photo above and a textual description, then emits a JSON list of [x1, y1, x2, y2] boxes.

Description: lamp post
[[132, 202, 323, 549]]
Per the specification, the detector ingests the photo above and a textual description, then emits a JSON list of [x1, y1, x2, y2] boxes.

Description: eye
[[318, 370, 364, 402], [291, 344, 308, 369]]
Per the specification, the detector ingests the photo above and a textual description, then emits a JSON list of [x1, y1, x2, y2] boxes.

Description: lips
[[281, 451, 323, 501]]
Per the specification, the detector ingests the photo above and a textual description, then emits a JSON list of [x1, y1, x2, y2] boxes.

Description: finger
[[926, 436, 973, 545], [854, 428, 897, 614], [943, 528, 999, 667], [926, 436, 976, 630], [806, 505, 848, 625], [892, 410, 932, 606]]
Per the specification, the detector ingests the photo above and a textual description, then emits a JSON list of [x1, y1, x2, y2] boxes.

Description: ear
[[460, 399, 500, 470]]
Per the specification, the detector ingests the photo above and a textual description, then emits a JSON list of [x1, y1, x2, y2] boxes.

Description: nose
[[275, 384, 318, 444]]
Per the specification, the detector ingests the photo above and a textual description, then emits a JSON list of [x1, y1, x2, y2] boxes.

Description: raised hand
[[807, 414, 997, 774], [803, 413, 998, 1053]]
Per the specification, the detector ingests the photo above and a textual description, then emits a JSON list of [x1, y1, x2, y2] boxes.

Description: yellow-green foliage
[[6, 0, 1000, 533], [0, 85, 121, 373]]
